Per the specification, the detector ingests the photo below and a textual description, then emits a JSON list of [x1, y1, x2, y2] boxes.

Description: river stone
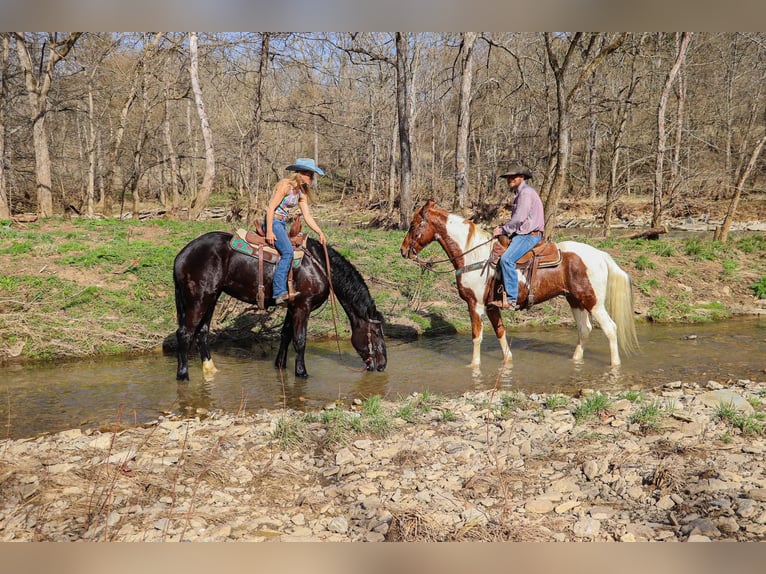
[[572, 518, 600, 538], [327, 516, 349, 533], [697, 390, 754, 413], [525, 499, 554, 514], [747, 489, 766, 502]]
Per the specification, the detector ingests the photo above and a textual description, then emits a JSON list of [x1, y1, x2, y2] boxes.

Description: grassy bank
[[1, 209, 765, 364]]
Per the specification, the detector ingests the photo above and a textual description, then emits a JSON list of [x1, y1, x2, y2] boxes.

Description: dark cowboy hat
[[286, 158, 325, 176], [499, 161, 532, 180]]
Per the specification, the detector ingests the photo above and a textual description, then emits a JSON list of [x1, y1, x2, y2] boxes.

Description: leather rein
[[411, 236, 495, 275]]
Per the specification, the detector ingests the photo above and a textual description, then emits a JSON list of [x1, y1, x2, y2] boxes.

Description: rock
[[573, 518, 601, 538], [697, 390, 754, 413]]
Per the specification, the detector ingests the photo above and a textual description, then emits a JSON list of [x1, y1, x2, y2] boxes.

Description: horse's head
[[400, 199, 439, 260], [350, 309, 387, 372]]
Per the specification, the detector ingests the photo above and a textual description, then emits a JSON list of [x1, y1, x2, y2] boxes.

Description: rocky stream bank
[[2, 377, 766, 542]]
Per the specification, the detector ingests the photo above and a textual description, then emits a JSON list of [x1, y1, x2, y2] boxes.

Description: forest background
[[1, 32, 766, 364], [0, 32, 764, 242]]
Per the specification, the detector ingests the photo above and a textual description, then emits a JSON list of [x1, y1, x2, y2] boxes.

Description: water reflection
[[1, 317, 764, 438]]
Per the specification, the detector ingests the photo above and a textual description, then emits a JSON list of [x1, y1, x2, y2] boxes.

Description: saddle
[[229, 215, 306, 309], [488, 235, 562, 308]]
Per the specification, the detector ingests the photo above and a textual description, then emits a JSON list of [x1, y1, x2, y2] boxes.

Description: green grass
[[621, 390, 645, 402], [629, 400, 665, 432], [751, 276, 766, 299], [714, 401, 765, 436], [544, 394, 569, 409], [573, 393, 612, 423], [1, 207, 764, 363], [634, 254, 655, 271]]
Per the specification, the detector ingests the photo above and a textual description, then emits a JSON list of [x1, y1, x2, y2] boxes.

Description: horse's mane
[[304, 238, 383, 323], [439, 206, 492, 244]]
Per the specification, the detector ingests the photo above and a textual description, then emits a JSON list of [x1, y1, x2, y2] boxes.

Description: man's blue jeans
[[499, 234, 542, 301], [270, 219, 293, 299]]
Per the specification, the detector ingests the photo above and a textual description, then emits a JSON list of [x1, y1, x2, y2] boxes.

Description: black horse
[[173, 232, 387, 380]]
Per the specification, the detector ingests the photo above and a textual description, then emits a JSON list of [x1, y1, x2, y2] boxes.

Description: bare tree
[[542, 32, 625, 236], [0, 33, 10, 219], [395, 32, 414, 229], [652, 32, 691, 228], [453, 32, 477, 211], [187, 32, 216, 221], [13, 32, 82, 217], [603, 36, 644, 237]]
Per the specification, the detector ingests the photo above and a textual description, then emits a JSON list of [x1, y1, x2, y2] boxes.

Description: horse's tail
[[605, 256, 640, 357]]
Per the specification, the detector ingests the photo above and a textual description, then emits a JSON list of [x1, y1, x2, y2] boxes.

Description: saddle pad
[[230, 234, 303, 267], [517, 240, 562, 268]]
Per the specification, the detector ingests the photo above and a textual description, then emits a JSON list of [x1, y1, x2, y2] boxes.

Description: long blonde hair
[[286, 172, 314, 202]]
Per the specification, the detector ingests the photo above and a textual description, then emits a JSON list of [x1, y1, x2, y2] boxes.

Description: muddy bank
[[2, 377, 765, 542]]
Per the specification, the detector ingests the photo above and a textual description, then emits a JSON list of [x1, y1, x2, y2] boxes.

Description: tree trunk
[[387, 115, 397, 217], [453, 32, 477, 211], [244, 33, 269, 222], [395, 32, 414, 229], [604, 38, 641, 238], [86, 81, 96, 217], [715, 131, 766, 243], [542, 33, 625, 236], [652, 32, 691, 228], [0, 34, 10, 220], [187, 32, 216, 221], [162, 85, 180, 212], [13, 32, 82, 218]]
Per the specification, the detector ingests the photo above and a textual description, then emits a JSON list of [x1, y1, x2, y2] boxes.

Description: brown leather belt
[[528, 230, 543, 236]]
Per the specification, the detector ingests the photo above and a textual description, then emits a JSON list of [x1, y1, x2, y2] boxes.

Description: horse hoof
[[202, 359, 218, 381]]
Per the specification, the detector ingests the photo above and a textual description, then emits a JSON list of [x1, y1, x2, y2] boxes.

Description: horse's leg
[[568, 304, 592, 363], [176, 323, 192, 381], [195, 302, 220, 380], [589, 303, 621, 366], [176, 293, 218, 381], [485, 305, 512, 363], [291, 306, 310, 378], [275, 309, 293, 371], [465, 301, 485, 367]]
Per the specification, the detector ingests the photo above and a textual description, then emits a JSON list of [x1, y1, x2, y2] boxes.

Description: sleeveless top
[[274, 183, 302, 220]]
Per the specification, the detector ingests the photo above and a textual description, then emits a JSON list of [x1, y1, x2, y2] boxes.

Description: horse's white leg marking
[[471, 332, 483, 367], [202, 358, 218, 380], [469, 306, 483, 367], [590, 304, 620, 366], [570, 307, 591, 362]]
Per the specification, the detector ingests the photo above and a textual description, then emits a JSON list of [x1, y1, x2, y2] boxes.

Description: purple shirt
[[500, 180, 545, 235]]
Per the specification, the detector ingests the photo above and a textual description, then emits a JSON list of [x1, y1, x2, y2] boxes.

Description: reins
[[413, 236, 495, 274], [321, 243, 344, 360], [302, 243, 369, 373]]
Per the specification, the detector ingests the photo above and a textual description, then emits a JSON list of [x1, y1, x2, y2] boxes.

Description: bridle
[[407, 217, 495, 274], [303, 243, 383, 371]]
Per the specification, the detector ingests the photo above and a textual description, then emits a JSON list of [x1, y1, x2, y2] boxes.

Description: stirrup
[[488, 292, 516, 310]]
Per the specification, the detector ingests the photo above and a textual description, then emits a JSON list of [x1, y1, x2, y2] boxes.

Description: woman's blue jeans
[[270, 219, 293, 299], [499, 234, 542, 301]]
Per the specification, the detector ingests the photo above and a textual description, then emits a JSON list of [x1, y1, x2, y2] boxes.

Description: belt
[[274, 213, 288, 221], [528, 230, 543, 236]]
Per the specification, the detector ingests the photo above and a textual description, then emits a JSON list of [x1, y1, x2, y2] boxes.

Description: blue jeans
[[270, 219, 293, 299], [499, 234, 542, 301]]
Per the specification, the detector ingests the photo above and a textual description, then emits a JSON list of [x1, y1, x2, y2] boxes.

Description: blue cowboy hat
[[286, 158, 325, 176]]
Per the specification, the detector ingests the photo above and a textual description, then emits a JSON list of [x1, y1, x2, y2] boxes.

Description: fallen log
[[627, 226, 668, 240]]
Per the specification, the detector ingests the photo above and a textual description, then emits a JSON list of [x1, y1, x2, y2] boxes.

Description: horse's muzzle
[[401, 245, 418, 259], [365, 358, 386, 372]]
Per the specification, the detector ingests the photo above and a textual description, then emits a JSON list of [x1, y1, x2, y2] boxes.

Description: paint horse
[[173, 232, 387, 380], [400, 200, 638, 367]]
